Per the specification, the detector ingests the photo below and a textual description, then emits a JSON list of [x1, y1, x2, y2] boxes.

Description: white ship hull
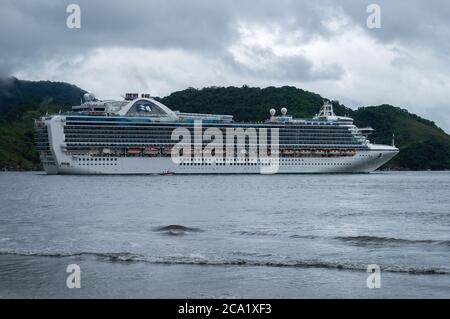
[[43, 148, 398, 175]]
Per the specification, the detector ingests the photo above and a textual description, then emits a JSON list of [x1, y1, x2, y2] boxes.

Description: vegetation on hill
[[352, 105, 450, 170], [0, 104, 73, 170], [157, 85, 352, 122], [0, 77, 84, 169], [1, 80, 449, 170], [0, 77, 85, 122]]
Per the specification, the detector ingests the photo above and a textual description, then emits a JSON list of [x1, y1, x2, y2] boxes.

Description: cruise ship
[[34, 93, 398, 174]]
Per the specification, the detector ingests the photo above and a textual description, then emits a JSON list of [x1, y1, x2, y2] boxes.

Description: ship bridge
[[313, 101, 354, 124]]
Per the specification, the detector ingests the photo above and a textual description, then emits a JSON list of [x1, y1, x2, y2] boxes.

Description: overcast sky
[[1, 0, 450, 132]]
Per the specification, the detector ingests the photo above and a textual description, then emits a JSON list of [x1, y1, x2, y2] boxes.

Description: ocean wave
[[230, 251, 273, 257], [0, 251, 141, 261], [232, 230, 277, 236], [162, 230, 187, 236], [153, 224, 204, 236], [289, 234, 318, 239], [335, 236, 450, 247], [154, 225, 204, 232], [1, 250, 448, 275]]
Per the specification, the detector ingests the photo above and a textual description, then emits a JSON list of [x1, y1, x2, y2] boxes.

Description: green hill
[[0, 77, 85, 169], [0, 77, 85, 122], [0, 81, 449, 170], [157, 85, 352, 122], [352, 105, 450, 170]]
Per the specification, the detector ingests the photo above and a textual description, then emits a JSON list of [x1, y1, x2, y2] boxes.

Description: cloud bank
[[1, 0, 450, 131]]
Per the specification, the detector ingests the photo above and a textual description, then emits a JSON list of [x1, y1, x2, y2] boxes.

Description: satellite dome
[[269, 108, 276, 116], [281, 107, 287, 115], [83, 93, 95, 102], [83, 93, 91, 101]]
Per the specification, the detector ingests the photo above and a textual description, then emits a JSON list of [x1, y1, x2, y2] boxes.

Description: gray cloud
[[0, 0, 342, 69], [1, 0, 450, 131], [2, 0, 449, 66], [343, 0, 450, 48]]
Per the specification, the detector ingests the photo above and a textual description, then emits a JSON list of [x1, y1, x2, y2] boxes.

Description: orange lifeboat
[[127, 148, 142, 154], [270, 149, 280, 156], [162, 147, 172, 156], [300, 149, 311, 156], [281, 149, 295, 156], [212, 149, 224, 156], [329, 149, 340, 156], [143, 147, 160, 155], [311, 149, 324, 156]]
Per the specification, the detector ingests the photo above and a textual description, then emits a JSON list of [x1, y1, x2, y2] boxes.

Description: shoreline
[[1, 165, 42, 172], [1, 167, 449, 173]]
